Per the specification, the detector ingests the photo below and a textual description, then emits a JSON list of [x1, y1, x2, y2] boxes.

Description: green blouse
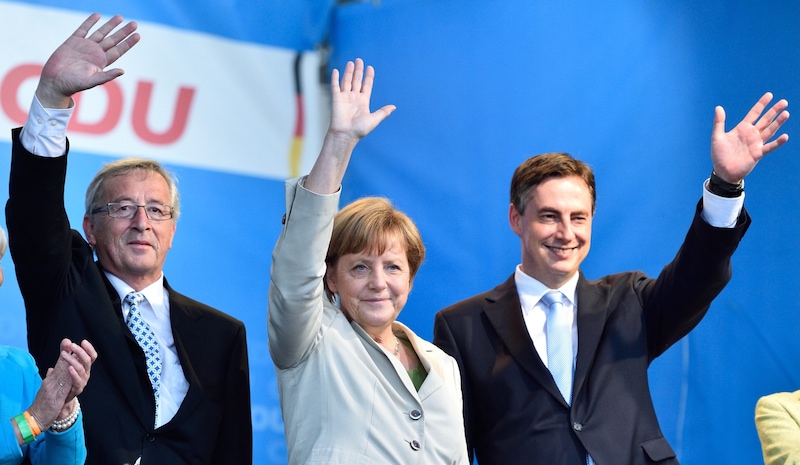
[[399, 337, 428, 391]]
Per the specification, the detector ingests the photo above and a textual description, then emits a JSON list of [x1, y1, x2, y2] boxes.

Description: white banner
[[0, 2, 327, 179]]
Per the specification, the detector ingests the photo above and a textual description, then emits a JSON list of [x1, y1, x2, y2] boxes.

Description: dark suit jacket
[[6, 128, 252, 465], [434, 202, 750, 465]]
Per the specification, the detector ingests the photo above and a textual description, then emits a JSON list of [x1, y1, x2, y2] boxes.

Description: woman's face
[[326, 234, 411, 335]]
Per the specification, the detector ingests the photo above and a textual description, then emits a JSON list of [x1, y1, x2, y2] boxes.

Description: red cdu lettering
[[4, 66, 195, 145], [132, 81, 195, 145], [69, 81, 124, 134], [1, 64, 42, 125]]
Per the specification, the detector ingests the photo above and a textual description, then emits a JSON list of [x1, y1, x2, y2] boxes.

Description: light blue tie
[[125, 292, 162, 422], [543, 291, 594, 465], [542, 290, 573, 405]]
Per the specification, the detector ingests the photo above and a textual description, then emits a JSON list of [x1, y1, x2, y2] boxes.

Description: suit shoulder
[[168, 287, 245, 329], [583, 270, 649, 291], [757, 390, 800, 408], [438, 291, 491, 316], [437, 275, 515, 317]]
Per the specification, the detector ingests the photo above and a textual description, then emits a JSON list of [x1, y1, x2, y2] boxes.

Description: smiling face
[[509, 175, 593, 289], [326, 235, 411, 336], [83, 170, 176, 290]]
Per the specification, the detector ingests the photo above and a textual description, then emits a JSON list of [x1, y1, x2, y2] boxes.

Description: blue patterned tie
[[125, 292, 161, 421], [542, 290, 573, 405]]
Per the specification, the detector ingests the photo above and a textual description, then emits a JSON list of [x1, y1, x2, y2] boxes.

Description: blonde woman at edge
[[756, 390, 800, 465], [268, 58, 468, 464]]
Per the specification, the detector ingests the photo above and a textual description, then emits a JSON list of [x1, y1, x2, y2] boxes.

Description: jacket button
[[409, 409, 422, 420], [409, 439, 421, 451], [573, 422, 583, 432], [146, 433, 156, 442]]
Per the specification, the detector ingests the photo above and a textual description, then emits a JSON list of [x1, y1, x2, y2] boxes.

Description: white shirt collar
[[514, 266, 579, 311], [105, 272, 167, 310]]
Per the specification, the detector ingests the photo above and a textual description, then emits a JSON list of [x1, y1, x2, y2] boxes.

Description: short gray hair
[[84, 158, 180, 221]]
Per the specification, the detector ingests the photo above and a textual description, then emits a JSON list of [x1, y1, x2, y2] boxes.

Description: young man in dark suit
[[434, 93, 789, 464]]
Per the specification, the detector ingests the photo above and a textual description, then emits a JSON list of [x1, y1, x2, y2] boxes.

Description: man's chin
[[548, 265, 578, 279], [110, 258, 160, 276]]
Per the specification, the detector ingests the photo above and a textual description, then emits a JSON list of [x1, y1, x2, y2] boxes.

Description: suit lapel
[[483, 275, 567, 403], [415, 346, 444, 401], [395, 322, 444, 401], [159, 281, 204, 429], [96, 268, 158, 428], [572, 273, 607, 403]]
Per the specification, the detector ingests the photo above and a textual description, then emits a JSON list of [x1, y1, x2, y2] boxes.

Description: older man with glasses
[[5, 14, 252, 465]]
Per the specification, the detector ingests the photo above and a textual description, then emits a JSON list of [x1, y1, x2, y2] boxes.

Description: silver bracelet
[[50, 398, 80, 432]]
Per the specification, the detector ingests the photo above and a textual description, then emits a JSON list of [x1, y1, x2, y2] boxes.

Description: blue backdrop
[[0, 1, 798, 463]]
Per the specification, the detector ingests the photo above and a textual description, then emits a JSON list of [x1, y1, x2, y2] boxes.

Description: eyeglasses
[[91, 201, 174, 221]]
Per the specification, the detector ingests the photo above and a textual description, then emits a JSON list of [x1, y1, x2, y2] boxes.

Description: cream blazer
[[268, 178, 468, 465], [756, 390, 800, 465]]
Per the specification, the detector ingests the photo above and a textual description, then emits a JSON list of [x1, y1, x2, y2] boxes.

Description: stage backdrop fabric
[[0, 1, 798, 464]]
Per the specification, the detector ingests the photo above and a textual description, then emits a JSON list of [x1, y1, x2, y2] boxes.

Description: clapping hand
[[28, 338, 98, 430]]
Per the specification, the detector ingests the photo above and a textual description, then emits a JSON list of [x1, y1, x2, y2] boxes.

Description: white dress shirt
[[107, 273, 189, 428], [517, 269, 579, 370]]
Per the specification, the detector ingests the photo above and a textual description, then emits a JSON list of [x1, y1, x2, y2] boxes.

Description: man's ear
[[83, 215, 96, 248], [508, 203, 523, 236]]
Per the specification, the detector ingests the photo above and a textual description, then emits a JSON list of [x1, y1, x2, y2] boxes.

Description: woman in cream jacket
[[267, 58, 468, 465]]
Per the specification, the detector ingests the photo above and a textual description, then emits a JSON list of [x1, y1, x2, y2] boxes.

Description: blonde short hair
[[324, 197, 425, 302]]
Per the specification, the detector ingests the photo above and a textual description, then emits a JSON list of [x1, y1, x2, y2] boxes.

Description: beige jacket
[[756, 390, 800, 465], [268, 178, 468, 465]]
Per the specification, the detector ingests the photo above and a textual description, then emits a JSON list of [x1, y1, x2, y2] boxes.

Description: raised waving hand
[[306, 58, 396, 194], [36, 13, 140, 109], [328, 58, 396, 140], [711, 92, 790, 183]]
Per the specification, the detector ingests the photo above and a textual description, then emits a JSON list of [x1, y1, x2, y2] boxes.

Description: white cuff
[[20, 94, 73, 157], [701, 179, 744, 228]]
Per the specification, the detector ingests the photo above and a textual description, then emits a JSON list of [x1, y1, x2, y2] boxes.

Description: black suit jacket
[[434, 203, 750, 465], [6, 128, 252, 465]]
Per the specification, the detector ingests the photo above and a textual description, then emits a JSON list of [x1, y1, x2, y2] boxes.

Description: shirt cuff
[[20, 94, 73, 157], [701, 178, 744, 228]]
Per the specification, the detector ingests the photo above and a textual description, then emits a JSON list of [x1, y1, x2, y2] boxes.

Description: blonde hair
[[324, 197, 425, 302]]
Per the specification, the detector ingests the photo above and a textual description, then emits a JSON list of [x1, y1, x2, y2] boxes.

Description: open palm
[[328, 58, 396, 141], [711, 92, 789, 182], [37, 13, 139, 107]]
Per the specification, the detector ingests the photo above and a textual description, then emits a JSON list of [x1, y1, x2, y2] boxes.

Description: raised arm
[[35, 13, 139, 109], [711, 92, 790, 183], [267, 58, 394, 368], [304, 58, 396, 194]]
